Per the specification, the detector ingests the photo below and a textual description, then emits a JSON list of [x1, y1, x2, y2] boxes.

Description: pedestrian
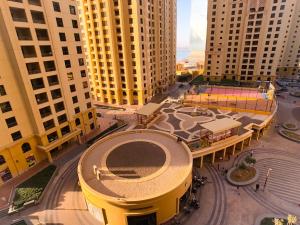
[[217, 163, 220, 171], [255, 183, 260, 192], [237, 186, 240, 195], [250, 150, 254, 157], [228, 154, 231, 160]]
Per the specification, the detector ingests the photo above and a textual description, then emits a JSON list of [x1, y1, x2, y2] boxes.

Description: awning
[[135, 103, 161, 116], [37, 128, 81, 152], [201, 118, 241, 134]]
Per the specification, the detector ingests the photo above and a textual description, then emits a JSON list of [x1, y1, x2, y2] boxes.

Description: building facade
[[78, 0, 176, 105], [204, 0, 298, 83], [277, 0, 300, 79], [0, 0, 97, 185]]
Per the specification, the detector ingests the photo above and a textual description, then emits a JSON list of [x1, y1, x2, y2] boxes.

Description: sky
[[177, 0, 208, 51]]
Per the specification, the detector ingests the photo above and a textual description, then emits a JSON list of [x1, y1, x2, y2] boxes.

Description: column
[[232, 144, 236, 155], [200, 156, 204, 168], [223, 148, 227, 159], [212, 152, 216, 164], [46, 152, 53, 163]]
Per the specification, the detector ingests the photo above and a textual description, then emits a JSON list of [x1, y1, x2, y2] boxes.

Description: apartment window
[[72, 96, 78, 104], [54, 102, 64, 112], [21, 143, 31, 153], [9, 0, 23, 2], [39, 106, 52, 118], [57, 114, 67, 124], [72, 20, 78, 28], [10, 7, 27, 22], [11, 131, 22, 141], [61, 125, 70, 136], [26, 62, 41, 74], [78, 58, 84, 66], [40, 45, 52, 57], [31, 78, 44, 90], [36, 29, 49, 41], [87, 102, 92, 109], [0, 85, 6, 96], [28, 0, 41, 6], [0, 102, 12, 113], [70, 84, 76, 92], [74, 33, 80, 41], [82, 81, 88, 88], [6, 117, 17, 128], [80, 70, 86, 77], [31, 10, 45, 24], [16, 27, 32, 40], [69, 5, 76, 15], [44, 61, 56, 72], [35, 92, 48, 104], [53, 2, 61, 12], [67, 72, 73, 80], [47, 75, 59, 86], [56, 18, 63, 27], [59, 32, 66, 41], [21, 46, 36, 58], [64, 60, 71, 68], [51, 89, 62, 100], [0, 155, 5, 165], [62, 47, 69, 55], [75, 118, 80, 126], [85, 92, 90, 99], [74, 107, 80, 114], [43, 119, 55, 130], [76, 46, 82, 54], [47, 131, 58, 143]]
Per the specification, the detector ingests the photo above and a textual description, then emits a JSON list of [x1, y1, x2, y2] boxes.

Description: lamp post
[[263, 168, 272, 192]]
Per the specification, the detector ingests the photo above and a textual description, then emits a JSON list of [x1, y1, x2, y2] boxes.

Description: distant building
[[205, 0, 299, 83], [78, 0, 177, 105], [0, 0, 97, 185]]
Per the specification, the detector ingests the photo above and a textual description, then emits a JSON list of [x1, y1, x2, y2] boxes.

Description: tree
[[245, 155, 256, 166]]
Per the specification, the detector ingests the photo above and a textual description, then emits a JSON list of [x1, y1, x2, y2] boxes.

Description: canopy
[[201, 118, 241, 134], [136, 103, 161, 116]]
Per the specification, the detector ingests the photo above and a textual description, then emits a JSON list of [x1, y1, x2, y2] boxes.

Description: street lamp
[[263, 168, 272, 192]]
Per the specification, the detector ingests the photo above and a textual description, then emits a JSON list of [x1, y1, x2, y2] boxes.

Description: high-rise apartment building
[[204, 0, 298, 83], [0, 0, 97, 185], [78, 0, 176, 105], [277, 0, 300, 79]]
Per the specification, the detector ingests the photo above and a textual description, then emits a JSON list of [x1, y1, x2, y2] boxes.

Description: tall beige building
[[78, 0, 176, 105], [204, 0, 298, 83], [277, 0, 300, 79], [0, 0, 97, 185]]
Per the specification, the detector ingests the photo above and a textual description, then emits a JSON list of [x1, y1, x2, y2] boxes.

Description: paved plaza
[[0, 91, 299, 225], [149, 103, 268, 142]]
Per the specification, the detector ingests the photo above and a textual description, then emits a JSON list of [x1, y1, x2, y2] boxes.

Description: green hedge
[[11, 220, 27, 225], [260, 217, 287, 225], [13, 165, 56, 209]]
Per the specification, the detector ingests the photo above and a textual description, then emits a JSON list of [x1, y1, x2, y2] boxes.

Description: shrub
[[238, 162, 247, 170], [245, 155, 256, 165]]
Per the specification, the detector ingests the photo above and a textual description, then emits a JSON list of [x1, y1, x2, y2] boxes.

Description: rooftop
[[200, 118, 242, 134], [78, 130, 192, 202]]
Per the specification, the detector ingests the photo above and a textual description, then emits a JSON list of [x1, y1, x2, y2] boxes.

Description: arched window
[[0, 155, 6, 165], [75, 118, 81, 126], [21, 142, 31, 153], [88, 112, 93, 119]]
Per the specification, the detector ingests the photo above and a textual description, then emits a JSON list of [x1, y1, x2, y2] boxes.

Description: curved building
[[78, 129, 193, 225]]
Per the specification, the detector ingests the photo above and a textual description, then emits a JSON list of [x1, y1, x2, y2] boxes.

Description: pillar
[[212, 152, 216, 164], [240, 140, 245, 151], [46, 152, 53, 163], [232, 144, 236, 155], [223, 148, 227, 159], [200, 156, 204, 168]]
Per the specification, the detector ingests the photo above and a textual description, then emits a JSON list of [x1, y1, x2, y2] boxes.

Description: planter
[[282, 123, 298, 131], [278, 129, 300, 143], [226, 166, 259, 186]]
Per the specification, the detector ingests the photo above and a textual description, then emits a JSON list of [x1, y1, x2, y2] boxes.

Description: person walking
[[250, 150, 254, 157], [255, 183, 260, 192]]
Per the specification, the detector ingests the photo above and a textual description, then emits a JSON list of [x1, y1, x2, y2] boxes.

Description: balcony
[[40, 45, 53, 57], [21, 46, 36, 58], [43, 119, 55, 131], [44, 61, 56, 72], [31, 10, 45, 24], [39, 106, 52, 118], [16, 27, 32, 40], [47, 75, 59, 86], [26, 62, 41, 74], [10, 7, 27, 22], [50, 89, 62, 100], [35, 92, 48, 104], [36, 29, 49, 41]]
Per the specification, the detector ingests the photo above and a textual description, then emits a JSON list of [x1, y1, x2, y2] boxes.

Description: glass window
[[0, 102, 12, 113], [40, 45, 53, 57], [6, 117, 17, 128], [10, 7, 27, 22], [53, 2, 61, 12], [59, 32, 66, 41], [31, 10, 45, 24], [36, 29, 49, 41], [31, 78, 44, 90], [21, 46, 36, 58], [26, 62, 41, 74], [21, 143, 31, 153], [0, 85, 6, 96], [11, 131, 22, 141], [28, 0, 41, 6], [16, 27, 32, 40], [56, 18, 64, 27], [69, 5, 76, 15], [43, 119, 55, 130]]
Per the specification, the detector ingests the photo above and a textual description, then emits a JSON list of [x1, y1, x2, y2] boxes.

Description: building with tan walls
[[277, 0, 300, 79], [204, 0, 299, 83], [0, 0, 97, 186], [77, 0, 176, 105]]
